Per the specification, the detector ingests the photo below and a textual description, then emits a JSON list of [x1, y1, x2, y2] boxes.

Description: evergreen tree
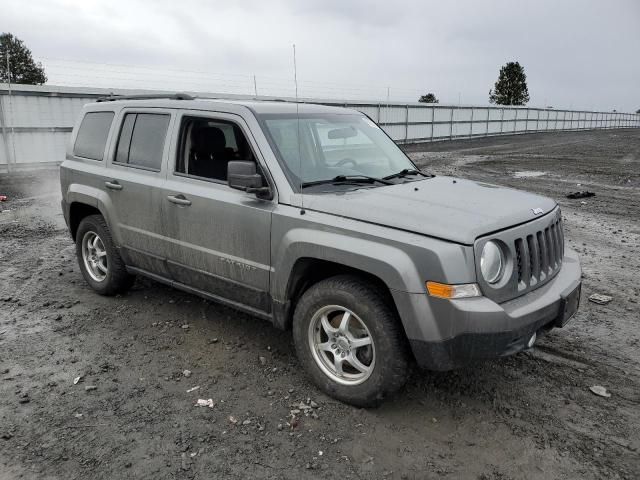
[[418, 93, 439, 103], [489, 61, 529, 105], [0, 33, 47, 85]]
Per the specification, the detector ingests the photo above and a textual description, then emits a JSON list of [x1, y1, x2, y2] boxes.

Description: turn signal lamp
[[426, 281, 481, 299]]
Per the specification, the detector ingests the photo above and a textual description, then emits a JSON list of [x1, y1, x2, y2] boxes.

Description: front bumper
[[395, 248, 582, 371]]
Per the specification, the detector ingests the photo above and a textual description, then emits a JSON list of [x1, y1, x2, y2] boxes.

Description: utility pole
[[253, 75, 258, 98], [3, 51, 16, 173]]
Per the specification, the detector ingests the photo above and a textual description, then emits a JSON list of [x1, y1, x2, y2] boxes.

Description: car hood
[[302, 176, 557, 245]]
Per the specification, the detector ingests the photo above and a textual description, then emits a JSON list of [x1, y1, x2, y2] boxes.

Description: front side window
[[114, 113, 170, 171], [175, 116, 256, 182], [260, 113, 416, 189], [73, 111, 114, 160]]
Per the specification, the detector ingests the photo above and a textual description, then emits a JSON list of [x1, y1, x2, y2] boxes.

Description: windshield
[[260, 113, 417, 190]]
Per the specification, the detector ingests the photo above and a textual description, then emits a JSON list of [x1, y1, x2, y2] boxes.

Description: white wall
[[1, 84, 639, 170]]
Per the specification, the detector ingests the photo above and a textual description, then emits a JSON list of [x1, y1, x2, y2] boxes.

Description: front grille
[[514, 216, 564, 290]]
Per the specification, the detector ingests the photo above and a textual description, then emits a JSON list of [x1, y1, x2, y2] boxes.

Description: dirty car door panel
[[161, 112, 274, 313], [106, 110, 173, 276]]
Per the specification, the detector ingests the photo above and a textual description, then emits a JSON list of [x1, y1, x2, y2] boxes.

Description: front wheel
[[292, 275, 411, 407]]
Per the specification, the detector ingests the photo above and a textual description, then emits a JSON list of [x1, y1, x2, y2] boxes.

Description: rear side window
[[114, 113, 170, 171], [73, 111, 114, 160]]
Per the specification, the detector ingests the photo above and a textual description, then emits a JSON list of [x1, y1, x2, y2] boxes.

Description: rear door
[[160, 110, 274, 315], [104, 108, 175, 276]]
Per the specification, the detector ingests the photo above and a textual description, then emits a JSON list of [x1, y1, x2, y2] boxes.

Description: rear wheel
[[292, 275, 410, 407], [75, 215, 134, 295]]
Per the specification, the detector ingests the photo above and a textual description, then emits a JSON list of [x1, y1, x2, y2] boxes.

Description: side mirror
[[228, 161, 270, 196]]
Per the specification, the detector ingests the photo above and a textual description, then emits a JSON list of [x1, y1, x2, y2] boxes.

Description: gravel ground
[[1, 128, 639, 479]]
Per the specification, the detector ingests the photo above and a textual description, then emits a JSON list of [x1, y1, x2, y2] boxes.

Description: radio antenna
[[293, 43, 304, 214]]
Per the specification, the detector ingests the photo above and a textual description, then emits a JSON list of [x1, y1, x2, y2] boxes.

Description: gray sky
[[4, 0, 640, 110]]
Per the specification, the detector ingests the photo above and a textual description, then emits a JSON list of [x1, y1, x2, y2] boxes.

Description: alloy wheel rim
[[308, 305, 375, 386], [81, 231, 108, 282]]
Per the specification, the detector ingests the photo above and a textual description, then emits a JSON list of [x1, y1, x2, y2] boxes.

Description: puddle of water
[[513, 170, 547, 178]]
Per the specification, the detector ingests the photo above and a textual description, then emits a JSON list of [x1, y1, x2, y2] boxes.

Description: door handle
[[105, 180, 123, 190], [167, 194, 192, 206]]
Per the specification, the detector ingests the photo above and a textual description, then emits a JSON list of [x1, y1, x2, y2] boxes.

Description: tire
[[292, 275, 411, 407], [75, 214, 134, 296]]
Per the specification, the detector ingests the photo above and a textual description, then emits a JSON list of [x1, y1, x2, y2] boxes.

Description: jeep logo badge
[[531, 207, 544, 215]]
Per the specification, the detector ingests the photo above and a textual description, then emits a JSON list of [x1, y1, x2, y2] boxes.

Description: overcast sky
[[4, 0, 640, 110]]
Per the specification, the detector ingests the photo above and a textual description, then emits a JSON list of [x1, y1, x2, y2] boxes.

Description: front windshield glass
[[260, 113, 416, 189]]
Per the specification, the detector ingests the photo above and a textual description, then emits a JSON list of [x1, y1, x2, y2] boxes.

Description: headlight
[[480, 241, 504, 284]]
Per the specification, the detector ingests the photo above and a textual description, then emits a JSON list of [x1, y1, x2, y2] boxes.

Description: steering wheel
[[336, 157, 358, 168]]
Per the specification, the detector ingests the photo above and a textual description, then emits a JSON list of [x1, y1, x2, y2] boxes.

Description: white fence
[[1, 84, 639, 171]]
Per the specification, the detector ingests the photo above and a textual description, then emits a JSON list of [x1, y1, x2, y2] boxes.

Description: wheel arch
[[69, 202, 102, 241], [65, 185, 119, 244], [274, 257, 405, 334]]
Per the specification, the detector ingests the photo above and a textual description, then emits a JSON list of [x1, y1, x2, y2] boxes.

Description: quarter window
[[115, 113, 170, 171], [73, 111, 114, 160]]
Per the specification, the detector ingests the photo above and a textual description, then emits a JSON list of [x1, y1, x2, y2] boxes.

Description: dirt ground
[[1, 129, 639, 480]]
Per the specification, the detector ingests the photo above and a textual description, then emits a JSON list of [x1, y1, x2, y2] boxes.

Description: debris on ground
[[588, 293, 613, 305], [589, 386, 611, 398], [290, 400, 320, 418], [566, 191, 595, 199], [228, 415, 238, 424], [73, 375, 83, 385], [183, 369, 192, 377], [195, 399, 215, 408], [181, 452, 190, 471], [0, 195, 7, 202], [186, 386, 200, 393], [84, 385, 97, 392]]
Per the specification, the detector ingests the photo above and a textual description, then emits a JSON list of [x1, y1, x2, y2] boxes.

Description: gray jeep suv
[[60, 94, 582, 406]]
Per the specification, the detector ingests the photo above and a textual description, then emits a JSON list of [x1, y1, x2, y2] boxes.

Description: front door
[[160, 111, 274, 315]]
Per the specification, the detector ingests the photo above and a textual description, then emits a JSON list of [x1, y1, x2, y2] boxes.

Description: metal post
[[404, 104, 409, 143], [253, 75, 258, 97], [4, 51, 16, 173], [485, 107, 490, 137], [526, 108, 530, 133], [546, 109, 550, 131], [500, 108, 504, 134], [514, 108, 518, 133], [469, 107, 474, 138], [449, 107, 454, 140], [377, 103, 381, 123], [547, 110, 551, 131], [430, 106, 435, 142], [0, 95, 12, 174]]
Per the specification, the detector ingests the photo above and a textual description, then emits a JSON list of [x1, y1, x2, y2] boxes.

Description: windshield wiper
[[383, 168, 432, 180], [301, 175, 393, 189]]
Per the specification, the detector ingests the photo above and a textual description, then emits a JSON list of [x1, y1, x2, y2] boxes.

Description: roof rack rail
[[96, 92, 195, 103]]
